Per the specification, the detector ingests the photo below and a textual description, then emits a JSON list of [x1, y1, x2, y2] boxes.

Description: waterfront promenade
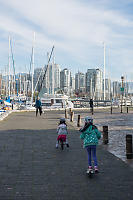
[[0, 110, 133, 200]]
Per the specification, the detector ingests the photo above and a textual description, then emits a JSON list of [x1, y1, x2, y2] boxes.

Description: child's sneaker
[[94, 166, 99, 173], [56, 144, 58, 148], [66, 143, 69, 147], [86, 166, 93, 174]]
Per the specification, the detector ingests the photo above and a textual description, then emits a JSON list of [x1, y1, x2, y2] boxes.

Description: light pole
[[103, 42, 106, 101], [31, 32, 35, 105], [121, 76, 124, 113], [8, 35, 11, 97]]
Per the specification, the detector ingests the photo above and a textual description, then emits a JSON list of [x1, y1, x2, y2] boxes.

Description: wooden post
[[65, 109, 68, 119], [111, 106, 112, 114], [126, 134, 132, 159], [70, 111, 74, 122], [111, 101, 113, 114], [103, 126, 108, 144], [62, 102, 63, 108], [92, 107, 94, 115], [121, 104, 123, 113], [77, 115, 81, 127], [90, 107, 94, 115]]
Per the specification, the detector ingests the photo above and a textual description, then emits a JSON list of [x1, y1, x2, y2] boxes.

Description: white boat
[[40, 94, 73, 109]]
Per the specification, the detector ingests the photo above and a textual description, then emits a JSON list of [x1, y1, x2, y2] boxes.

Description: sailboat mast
[[52, 47, 55, 95], [20, 73, 21, 95], [8, 36, 11, 97], [5, 65, 8, 97], [24, 76, 26, 96], [103, 42, 106, 101], [47, 52, 49, 94], [31, 32, 35, 104], [14, 67, 15, 96]]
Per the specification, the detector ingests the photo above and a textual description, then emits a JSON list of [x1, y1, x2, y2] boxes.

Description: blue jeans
[[86, 145, 97, 167]]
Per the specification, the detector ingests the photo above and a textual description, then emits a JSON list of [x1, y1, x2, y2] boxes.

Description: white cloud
[[2, 0, 129, 43], [0, 0, 133, 79]]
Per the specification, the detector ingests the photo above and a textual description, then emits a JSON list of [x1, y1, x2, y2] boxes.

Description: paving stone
[[0, 111, 132, 199]]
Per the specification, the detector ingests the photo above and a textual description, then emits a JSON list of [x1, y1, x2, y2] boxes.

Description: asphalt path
[[0, 111, 132, 200]]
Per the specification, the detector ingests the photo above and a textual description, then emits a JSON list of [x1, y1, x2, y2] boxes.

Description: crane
[[33, 45, 54, 94]]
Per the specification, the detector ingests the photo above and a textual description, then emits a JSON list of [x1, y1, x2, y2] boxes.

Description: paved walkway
[[70, 108, 133, 167], [0, 111, 133, 200]]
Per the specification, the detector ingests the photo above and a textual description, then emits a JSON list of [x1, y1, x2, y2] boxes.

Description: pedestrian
[[56, 118, 69, 148], [80, 116, 101, 174], [35, 97, 42, 117], [11, 102, 14, 110], [89, 99, 93, 114]]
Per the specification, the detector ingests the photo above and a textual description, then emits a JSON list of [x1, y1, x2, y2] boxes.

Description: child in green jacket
[[80, 116, 101, 174]]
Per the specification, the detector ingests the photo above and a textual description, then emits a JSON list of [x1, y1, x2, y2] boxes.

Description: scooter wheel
[[60, 140, 64, 150]]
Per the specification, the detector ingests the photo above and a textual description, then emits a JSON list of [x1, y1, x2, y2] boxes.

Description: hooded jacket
[[80, 124, 101, 147], [57, 124, 68, 135]]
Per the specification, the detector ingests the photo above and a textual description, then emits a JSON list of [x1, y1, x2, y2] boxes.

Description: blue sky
[[0, 0, 133, 81]]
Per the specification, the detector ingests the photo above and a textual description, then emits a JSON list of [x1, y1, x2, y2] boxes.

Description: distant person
[[80, 116, 101, 174], [35, 97, 42, 117], [56, 118, 69, 148], [11, 101, 14, 110], [89, 99, 93, 114]]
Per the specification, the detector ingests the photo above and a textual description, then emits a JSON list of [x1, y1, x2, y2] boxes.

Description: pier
[[0, 110, 133, 199]]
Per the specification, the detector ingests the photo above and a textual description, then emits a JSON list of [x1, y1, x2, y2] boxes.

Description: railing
[[72, 99, 133, 108], [72, 100, 111, 108]]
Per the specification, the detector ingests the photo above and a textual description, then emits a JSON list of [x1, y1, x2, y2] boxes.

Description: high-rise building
[[86, 68, 103, 100], [104, 78, 111, 100], [0, 74, 2, 96], [34, 64, 61, 94], [75, 72, 85, 94], [112, 81, 121, 99], [46, 63, 61, 94], [71, 76, 75, 90], [124, 82, 128, 97], [16, 73, 28, 96], [54, 64, 61, 92], [70, 76, 75, 96], [126, 82, 133, 95], [34, 67, 45, 92], [60, 68, 71, 95]]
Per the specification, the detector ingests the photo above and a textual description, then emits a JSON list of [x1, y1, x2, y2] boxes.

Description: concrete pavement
[[0, 111, 132, 200]]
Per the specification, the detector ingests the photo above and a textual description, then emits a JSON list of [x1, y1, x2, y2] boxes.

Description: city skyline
[[1, 65, 133, 100], [0, 0, 133, 81]]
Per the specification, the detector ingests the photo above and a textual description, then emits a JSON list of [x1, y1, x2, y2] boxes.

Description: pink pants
[[57, 135, 66, 142]]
